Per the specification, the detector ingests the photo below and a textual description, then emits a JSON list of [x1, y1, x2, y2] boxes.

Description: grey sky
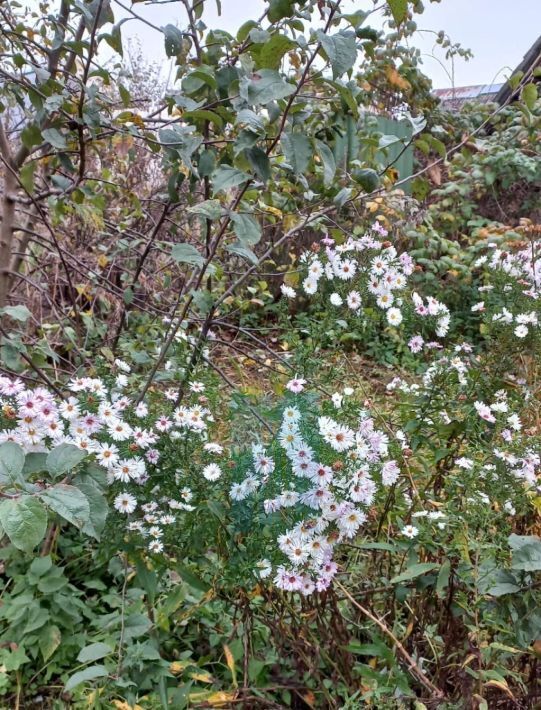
[[114, 0, 541, 89]]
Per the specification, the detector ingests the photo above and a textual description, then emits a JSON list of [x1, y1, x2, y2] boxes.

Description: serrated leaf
[[46, 443, 87, 478], [21, 124, 42, 150], [40, 484, 90, 529], [65, 664, 108, 692], [171, 243, 204, 266], [387, 0, 408, 25], [231, 213, 262, 246], [187, 200, 222, 220], [212, 166, 250, 193], [245, 147, 270, 182], [267, 0, 294, 22], [259, 34, 295, 70], [241, 69, 295, 105], [77, 642, 113, 663], [0, 304, 32, 322], [0, 441, 25, 487], [391, 562, 438, 584], [163, 24, 184, 57], [76, 481, 108, 540], [521, 83, 538, 111], [314, 139, 336, 186], [318, 31, 357, 79], [226, 242, 258, 264], [41, 128, 67, 149], [0, 496, 48, 552], [281, 133, 311, 174], [39, 624, 61, 662]]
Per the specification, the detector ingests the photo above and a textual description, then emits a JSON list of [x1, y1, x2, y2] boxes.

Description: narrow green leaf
[[77, 642, 113, 663], [65, 665, 108, 692], [391, 562, 438, 584]]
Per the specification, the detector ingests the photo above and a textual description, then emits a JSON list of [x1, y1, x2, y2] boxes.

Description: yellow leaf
[[97, 254, 109, 269], [385, 65, 411, 91], [170, 660, 191, 675], [223, 644, 237, 688], [189, 670, 214, 683], [461, 653, 477, 668], [188, 690, 238, 706], [112, 701, 144, 710], [260, 204, 283, 218], [483, 680, 514, 699]]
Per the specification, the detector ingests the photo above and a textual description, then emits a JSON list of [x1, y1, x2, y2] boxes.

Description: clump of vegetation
[[0, 0, 540, 707]]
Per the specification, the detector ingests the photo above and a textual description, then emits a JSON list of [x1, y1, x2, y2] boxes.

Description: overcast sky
[[112, 0, 541, 89]]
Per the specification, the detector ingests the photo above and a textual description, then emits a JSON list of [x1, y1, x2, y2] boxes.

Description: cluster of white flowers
[[0, 366, 225, 554], [229, 396, 405, 595], [476, 240, 540, 341], [281, 222, 451, 342]]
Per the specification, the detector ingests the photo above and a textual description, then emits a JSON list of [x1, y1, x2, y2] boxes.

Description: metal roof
[[433, 83, 503, 101]]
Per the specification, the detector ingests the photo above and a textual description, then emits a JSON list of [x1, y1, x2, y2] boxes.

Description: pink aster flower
[[286, 377, 306, 394]]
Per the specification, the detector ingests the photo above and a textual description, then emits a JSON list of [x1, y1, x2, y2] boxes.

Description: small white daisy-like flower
[[281, 284, 296, 299], [401, 524, 419, 539], [330, 292, 343, 306], [114, 492, 137, 514], [386, 307, 403, 326], [202, 463, 222, 481]]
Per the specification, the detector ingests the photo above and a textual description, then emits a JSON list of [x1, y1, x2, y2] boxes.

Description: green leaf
[[510, 537, 541, 572], [41, 128, 67, 150], [0, 496, 48, 552], [212, 166, 250, 193], [46, 443, 87, 478], [77, 642, 113, 663], [486, 570, 521, 597], [4, 646, 30, 672], [318, 32, 357, 79], [171, 243, 204, 267], [352, 168, 380, 192], [241, 69, 295, 105], [21, 124, 42, 150], [39, 624, 62, 662], [244, 147, 270, 182], [259, 34, 295, 70], [183, 109, 224, 129], [0, 441, 25, 487], [123, 612, 152, 640], [325, 79, 359, 119], [521, 83, 538, 111], [76, 481, 108, 540], [281, 133, 311, 174], [387, 0, 408, 25], [267, 0, 294, 22], [231, 213, 262, 246], [40, 484, 91, 529], [187, 200, 222, 220], [0, 304, 32, 322], [436, 559, 450, 597], [65, 664, 108, 692], [30, 555, 53, 577], [176, 563, 211, 592], [314, 139, 336, 186], [391, 562, 438, 584], [163, 24, 185, 57], [226, 242, 258, 264]]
